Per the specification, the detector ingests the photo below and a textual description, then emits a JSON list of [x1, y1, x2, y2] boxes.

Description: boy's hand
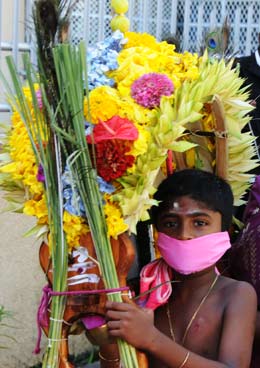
[[105, 301, 156, 350]]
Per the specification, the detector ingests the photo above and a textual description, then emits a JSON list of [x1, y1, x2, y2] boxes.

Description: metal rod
[[0, 103, 11, 112], [0, 0, 2, 63], [12, 0, 20, 66], [83, 0, 90, 45], [155, 1, 162, 40], [1, 41, 31, 52], [170, 0, 178, 35]]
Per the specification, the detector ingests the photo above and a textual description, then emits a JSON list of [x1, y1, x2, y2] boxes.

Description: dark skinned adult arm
[[106, 282, 256, 368]]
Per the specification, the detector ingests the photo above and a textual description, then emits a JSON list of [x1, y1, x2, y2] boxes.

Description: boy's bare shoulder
[[218, 275, 257, 305]]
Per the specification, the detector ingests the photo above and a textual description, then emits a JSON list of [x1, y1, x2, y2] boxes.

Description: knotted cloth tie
[[33, 285, 130, 354]]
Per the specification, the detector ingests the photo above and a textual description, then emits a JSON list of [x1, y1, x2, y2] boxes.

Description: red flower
[[95, 140, 135, 182], [87, 115, 138, 143]]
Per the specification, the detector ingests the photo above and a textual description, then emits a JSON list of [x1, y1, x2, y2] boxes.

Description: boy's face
[[156, 195, 222, 239]]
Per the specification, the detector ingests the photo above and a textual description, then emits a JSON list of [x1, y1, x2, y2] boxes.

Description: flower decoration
[[37, 164, 45, 183], [85, 86, 121, 124], [95, 140, 135, 182], [131, 73, 174, 109], [87, 30, 125, 90], [87, 116, 138, 142], [0, 31, 257, 252]]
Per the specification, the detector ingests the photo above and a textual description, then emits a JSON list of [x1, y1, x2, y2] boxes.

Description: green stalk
[[50, 43, 138, 367], [1, 38, 138, 368], [1, 56, 68, 368]]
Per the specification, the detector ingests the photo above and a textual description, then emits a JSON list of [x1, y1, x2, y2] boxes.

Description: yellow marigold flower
[[130, 126, 151, 156], [23, 197, 48, 224], [168, 75, 181, 90], [184, 65, 200, 81], [110, 40, 200, 105], [84, 86, 120, 124], [4, 103, 47, 207], [110, 48, 153, 95], [104, 199, 128, 238], [29, 181, 44, 196], [124, 32, 158, 49], [63, 211, 89, 250], [117, 97, 137, 119], [35, 198, 48, 220], [23, 199, 37, 216], [119, 97, 156, 126]]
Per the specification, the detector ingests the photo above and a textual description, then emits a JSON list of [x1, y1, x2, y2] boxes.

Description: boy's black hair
[[151, 169, 234, 231]]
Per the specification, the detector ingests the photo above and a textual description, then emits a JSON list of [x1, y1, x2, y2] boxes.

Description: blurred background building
[[1, 0, 260, 112]]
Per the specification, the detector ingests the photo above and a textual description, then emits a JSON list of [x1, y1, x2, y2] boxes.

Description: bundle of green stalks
[[0, 0, 138, 367]]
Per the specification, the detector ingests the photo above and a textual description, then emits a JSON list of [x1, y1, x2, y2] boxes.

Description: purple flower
[[131, 73, 174, 109], [37, 164, 45, 183]]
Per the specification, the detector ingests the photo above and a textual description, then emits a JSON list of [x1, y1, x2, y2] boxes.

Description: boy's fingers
[[106, 309, 126, 320], [107, 320, 121, 329], [106, 300, 133, 311]]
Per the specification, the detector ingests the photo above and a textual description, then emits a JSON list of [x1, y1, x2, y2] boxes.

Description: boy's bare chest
[[149, 295, 224, 367]]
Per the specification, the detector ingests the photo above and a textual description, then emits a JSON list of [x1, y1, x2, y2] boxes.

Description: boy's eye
[[194, 219, 208, 227], [163, 221, 178, 228]]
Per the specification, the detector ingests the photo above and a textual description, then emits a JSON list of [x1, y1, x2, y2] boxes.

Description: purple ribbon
[[33, 284, 129, 354]]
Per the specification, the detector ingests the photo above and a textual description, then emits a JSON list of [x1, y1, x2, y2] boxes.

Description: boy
[[106, 169, 257, 368]]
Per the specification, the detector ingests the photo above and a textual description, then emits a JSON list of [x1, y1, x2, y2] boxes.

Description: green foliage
[[0, 305, 17, 349]]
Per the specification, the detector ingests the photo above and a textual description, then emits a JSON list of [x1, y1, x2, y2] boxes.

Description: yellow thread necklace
[[166, 274, 219, 344]]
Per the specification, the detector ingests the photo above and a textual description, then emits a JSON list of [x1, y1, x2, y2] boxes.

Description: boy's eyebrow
[[160, 211, 212, 219]]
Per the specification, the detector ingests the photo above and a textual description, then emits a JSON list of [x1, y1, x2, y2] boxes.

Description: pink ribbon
[[139, 258, 173, 310]]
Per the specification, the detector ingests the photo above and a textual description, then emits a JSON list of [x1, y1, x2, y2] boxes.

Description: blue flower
[[62, 167, 115, 217], [97, 176, 115, 194], [63, 187, 85, 216], [62, 166, 86, 217], [84, 120, 93, 136], [87, 31, 125, 90]]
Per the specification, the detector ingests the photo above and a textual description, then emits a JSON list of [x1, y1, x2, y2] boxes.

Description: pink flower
[[36, 89, 43, 110], [131, 73, 174, 109]]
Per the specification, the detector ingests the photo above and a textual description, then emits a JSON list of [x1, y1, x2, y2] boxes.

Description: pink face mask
[[157, 231, 231, 275]]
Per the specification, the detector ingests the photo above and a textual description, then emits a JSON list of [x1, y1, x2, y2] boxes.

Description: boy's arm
[[106, 282, 256, 368], [217, 281, 257, 367]]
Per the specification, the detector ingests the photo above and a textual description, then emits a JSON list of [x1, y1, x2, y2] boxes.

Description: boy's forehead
[[159, 196, 213, 213]]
